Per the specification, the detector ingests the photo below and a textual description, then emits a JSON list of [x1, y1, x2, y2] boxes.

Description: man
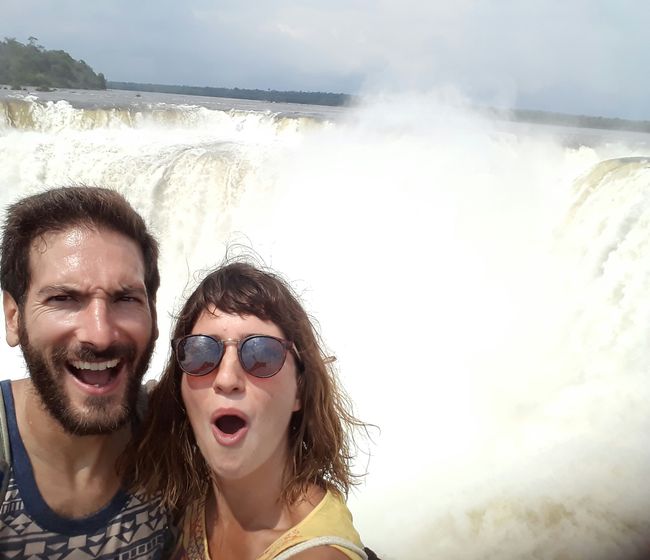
[[0, 187, 174, 558]]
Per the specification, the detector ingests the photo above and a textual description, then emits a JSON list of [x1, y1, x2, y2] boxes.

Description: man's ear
[[150, 306, 159, 343], [3, 291, 20, 347]]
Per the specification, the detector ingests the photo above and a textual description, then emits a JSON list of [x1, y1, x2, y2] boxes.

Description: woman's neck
[[210, 453, 290, 529], [205, 462, 293, 559], [205, 473, 326, 560]]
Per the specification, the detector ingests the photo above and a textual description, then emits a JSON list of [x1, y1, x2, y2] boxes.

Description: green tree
[[0, 37, 107, 90]]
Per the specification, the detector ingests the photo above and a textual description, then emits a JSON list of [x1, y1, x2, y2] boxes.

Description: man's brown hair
[[0, 186, 160, 316]]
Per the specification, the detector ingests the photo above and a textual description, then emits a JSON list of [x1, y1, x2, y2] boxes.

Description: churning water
[[1, 88, 650, 560]]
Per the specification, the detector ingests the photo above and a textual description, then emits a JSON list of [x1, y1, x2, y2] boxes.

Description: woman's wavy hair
[[123, 260, 364, 514]]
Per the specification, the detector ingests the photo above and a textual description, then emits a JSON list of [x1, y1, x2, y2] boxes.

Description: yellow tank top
[[173, 490, 364, 560]]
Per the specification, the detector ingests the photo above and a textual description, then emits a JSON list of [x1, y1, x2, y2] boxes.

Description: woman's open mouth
[[216, 415, 246, 434], [212, 411, 249, 445]]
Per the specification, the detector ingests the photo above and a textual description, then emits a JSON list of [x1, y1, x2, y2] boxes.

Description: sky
[[2, 0, 650, 120]]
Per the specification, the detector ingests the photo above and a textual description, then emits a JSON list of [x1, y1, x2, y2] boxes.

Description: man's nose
[[76, 299, 118, 350]]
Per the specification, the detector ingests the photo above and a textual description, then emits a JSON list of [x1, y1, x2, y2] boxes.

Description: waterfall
[[2, 91, 650, 559]]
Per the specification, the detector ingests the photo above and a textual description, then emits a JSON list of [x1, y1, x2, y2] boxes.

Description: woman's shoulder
[[288, 545, 353, 560], [298, 489, 358, 536], [260, 489, 365, 560]]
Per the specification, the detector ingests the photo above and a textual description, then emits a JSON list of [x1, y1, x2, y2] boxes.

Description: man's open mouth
[[68, 358, 121, 388]]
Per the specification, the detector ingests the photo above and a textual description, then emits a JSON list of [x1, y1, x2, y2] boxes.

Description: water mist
[[1, 90, 650, 559]]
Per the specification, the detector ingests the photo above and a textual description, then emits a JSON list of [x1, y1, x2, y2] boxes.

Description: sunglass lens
[[178, 335, 223, 376], [240, 336, 286, 377]]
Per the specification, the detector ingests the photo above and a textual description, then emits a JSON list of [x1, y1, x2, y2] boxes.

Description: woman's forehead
[[192, 307, 285, 338]]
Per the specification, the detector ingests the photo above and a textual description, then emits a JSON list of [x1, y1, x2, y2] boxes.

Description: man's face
[[4, 226, 156, 435]]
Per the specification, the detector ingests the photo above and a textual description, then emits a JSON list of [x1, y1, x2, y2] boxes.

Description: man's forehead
[[28, 226, 146, 286], [30, 224, 140, 252], [31, 224, 101, 253]]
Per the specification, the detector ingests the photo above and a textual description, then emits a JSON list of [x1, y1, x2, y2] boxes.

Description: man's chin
[[29, 362, 139, 436], [59, 401, 130, 436], [18, 321, 155, 436], [56, 368, 138, 435]]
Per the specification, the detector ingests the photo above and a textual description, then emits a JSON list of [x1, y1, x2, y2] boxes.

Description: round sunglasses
[[172, 334, 302, 378]]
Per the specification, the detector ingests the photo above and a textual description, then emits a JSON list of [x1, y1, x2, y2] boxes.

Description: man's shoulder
[[0, 379, 11, 487], [0, 378, 14, 392], [136, 379, 157, 419], [0, 378, 27, 394]]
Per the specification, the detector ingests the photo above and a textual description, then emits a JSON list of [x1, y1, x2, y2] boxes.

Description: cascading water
[[1, 90, 650, 560]]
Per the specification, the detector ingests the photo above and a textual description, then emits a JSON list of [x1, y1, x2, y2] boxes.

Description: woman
[[125, 261, 368, 559]]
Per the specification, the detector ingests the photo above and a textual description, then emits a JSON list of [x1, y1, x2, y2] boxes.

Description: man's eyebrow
[[114, 286, 148, 297], [35, 285, 148, 297], [36, 285, 80, 296]]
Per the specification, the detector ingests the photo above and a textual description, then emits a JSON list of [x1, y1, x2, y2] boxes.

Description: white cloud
[[2, 0, 650, 117]]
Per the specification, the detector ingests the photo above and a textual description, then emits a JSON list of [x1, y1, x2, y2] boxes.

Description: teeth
[[70, 359, 119, 371]]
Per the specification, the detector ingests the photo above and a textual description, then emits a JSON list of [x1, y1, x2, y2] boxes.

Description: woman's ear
[[293, 369, 303, 412]]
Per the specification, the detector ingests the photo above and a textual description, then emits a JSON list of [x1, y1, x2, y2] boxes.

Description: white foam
[[1, 92, 650, 559]]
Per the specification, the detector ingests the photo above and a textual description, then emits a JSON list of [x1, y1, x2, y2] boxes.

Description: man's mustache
[[52, 343, 137, 363]]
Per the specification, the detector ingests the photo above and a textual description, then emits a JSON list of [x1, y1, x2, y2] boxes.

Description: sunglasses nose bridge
[[220, 339, 244, 369], [211, 339, 247, 392]]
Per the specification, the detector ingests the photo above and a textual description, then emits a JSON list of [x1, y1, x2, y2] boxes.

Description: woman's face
[[180, 307, 301, 484]]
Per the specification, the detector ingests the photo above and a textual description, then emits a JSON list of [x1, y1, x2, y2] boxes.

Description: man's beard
[[18, 319, 155, 436]]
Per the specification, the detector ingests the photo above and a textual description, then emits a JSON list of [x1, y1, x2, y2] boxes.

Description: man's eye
[[49, 295, 72, 302]]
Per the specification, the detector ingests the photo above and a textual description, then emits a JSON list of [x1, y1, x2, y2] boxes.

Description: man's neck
[[11, 378, 131, 518]]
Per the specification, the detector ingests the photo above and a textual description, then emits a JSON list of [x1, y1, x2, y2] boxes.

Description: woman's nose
[[212, 345, 245, 394]]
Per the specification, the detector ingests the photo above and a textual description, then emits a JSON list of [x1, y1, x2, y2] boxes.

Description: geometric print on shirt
[[0, 474, 172, 559], [0, 380, 175, 560]]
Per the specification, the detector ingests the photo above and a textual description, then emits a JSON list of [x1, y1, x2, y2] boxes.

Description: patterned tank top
[[0, 379, 175, 559]]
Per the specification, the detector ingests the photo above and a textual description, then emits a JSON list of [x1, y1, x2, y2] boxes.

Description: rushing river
[[2, 88, 650, 560]]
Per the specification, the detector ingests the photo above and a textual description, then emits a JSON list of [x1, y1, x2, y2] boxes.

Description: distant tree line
[[108, 81, 355, 107], [0, 37, 106, 90], [2, 37, 646, 129], [110, 81, 650, 131], [503, 108, 650, 134]]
